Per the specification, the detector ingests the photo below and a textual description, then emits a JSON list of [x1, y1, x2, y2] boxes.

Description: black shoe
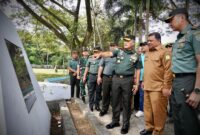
[[106, 122, 120, 129], [95, 106, 101, 111], [121, 124, 129, 134], [140, 129, 153, 135], [82, 96, 86, 103], [90, 106, 93, 112], [99, 110, 107, 116]]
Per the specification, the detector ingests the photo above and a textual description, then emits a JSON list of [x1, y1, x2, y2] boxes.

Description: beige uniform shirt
[[144, 45, 173, 91]]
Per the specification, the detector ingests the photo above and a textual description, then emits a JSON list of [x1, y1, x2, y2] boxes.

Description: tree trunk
[[81, 0, 93, 47], [133, 1, 138, 37], [72, 0, 81, 49], [145, 0, 150, 41], [138, 1, 143, 44]]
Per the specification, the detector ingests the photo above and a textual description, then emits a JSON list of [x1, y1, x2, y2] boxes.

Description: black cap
[[139, 42, 148, 46], [165, 8, 188, 23], [123, 35, 135, 41], [93, 46, 102, 52]]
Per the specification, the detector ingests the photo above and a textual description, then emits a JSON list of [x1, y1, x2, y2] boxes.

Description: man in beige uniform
[[140, 32, 173, 135]]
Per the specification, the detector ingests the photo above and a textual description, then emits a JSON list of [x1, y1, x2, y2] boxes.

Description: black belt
[[89, 73, 97, 76], [115, 74, 133, 78], [174, 73, 196, 77], [103, 74, 113, 78]]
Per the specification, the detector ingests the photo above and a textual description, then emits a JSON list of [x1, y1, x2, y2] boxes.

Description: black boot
[[106, 122, 120, 129], [121, 123, 129, 134], [95, 106, 101, 111], [89, 106, 93, 112], [99, 110, 107, 116], [82, 96, 86, 103]]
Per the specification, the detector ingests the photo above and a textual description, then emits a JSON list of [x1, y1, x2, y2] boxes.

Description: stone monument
[[0, 11, 51, 135]]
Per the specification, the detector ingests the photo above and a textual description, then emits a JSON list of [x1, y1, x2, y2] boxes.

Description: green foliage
[[18, 29, 70, 66]]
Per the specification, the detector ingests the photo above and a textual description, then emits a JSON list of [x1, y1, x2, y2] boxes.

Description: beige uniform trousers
[[144, 90, 168, 135]]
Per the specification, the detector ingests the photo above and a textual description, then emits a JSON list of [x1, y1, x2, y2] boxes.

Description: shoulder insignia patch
[[165, 55, 170, 60]]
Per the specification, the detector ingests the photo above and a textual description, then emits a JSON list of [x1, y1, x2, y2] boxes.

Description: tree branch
[[85, 0, 93, 33], [169, 0, 178, 9], [16, 0, 69, 45], [72, 0, 81, 47], [50, 0, 76, 16], [81, 0, 93, 47], [34, 0, 71, 31], [43, 15, 63, 32]]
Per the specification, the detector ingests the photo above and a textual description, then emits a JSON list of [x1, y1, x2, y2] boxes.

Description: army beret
[[123, 35, 135, 41], [165, 8, 188, 23]]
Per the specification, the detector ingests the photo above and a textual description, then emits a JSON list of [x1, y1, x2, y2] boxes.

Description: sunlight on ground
[[33, 68, 68, 75], [33, 68, 68, 81]]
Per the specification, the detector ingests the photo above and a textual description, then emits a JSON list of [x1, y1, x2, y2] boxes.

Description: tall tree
[[16, 0, 92, 50], [81, 0, 93, 48]]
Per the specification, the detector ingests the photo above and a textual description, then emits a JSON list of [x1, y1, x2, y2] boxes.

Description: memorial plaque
[[5, 39, 36, 112]]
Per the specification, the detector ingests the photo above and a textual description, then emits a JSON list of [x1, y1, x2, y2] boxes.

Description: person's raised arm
[[95, 51, 114, 59]]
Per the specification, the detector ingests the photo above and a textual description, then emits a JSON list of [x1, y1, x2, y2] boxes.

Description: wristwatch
[[194, 88, 200, 94]]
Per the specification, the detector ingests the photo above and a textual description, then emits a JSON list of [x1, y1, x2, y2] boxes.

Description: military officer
[[83, 46, 102, 112], [77, 48, 89, 103], [68, 50, 80, 98], [165, 8, 200, 135], [97, 43, 118, 117], [96, 35, 142, 134]]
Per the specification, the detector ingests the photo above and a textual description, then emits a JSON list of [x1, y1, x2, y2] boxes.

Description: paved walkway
[[75, 97, 174, 135]]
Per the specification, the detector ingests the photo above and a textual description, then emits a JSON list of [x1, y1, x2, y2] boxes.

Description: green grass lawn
[[33, 68, 68, 82]]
